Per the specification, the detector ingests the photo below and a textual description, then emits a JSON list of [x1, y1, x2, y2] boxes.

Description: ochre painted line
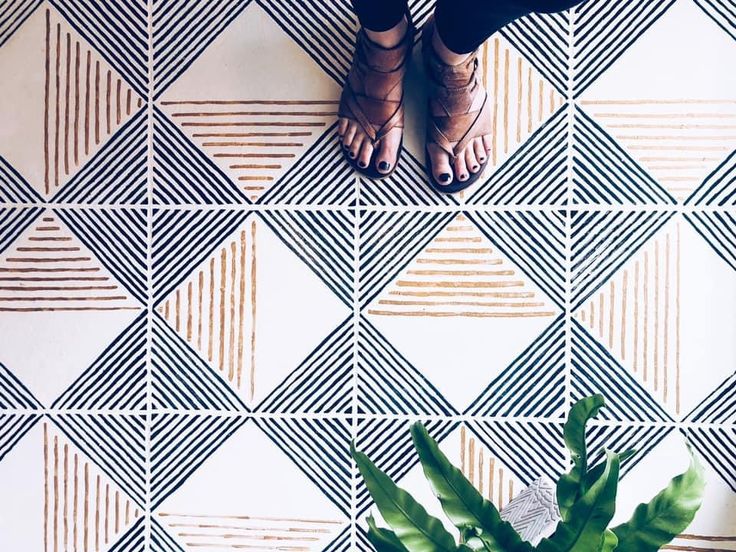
[[182, 122, 325, 127], [161, 100, 339, 105], [84, 50, 90, 156], [218, 248, 227, 373], [64, 32, 71, 176], [250, 221, 257, 402], [172, 111, 337, 117], [213, 153, 295, 158], [94, 61, 100, 145], [236, 230, 246, 389], [44, 10, 51, 195], [228, 241, 237, 383], [196, 132, 311, 138], [74, 41, 80, 166], [54, 23, 61, 190], [395, 280, 523, 288], [389, 290, 534, 298]]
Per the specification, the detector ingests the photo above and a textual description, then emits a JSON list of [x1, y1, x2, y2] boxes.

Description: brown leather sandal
[[422, 17, 492, 194], [338, 17, 414, 179]]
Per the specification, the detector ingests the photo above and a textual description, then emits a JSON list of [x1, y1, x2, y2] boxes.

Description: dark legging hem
[[352, 0, 406, 32]]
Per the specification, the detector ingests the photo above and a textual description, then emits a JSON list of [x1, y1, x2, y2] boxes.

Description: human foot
[[337, 16, 413, 178], [423, 18, 492, 192]]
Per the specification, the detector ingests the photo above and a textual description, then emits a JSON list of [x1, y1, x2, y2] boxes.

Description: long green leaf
[[366, 515, 410, 552], [538, 451, 620, 552], [611, 448, 705, 551], [351, 443, 458, 551], [557, 395, 606, 519], [410, 423, 532, 552]]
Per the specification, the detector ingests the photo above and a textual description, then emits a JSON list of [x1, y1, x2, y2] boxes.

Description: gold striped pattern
[[161, 100, 336, 201], [43, 8, 142, 197], [43, 423, 141, 552], [158, 512, 342, 552], [158, 224, 257, 400], [0, 214, 139, 312], [460, 427, 520, 510], [580, 100, 736, 201], [575, 222, 681, 414], [368, 215, 556, 318], [480, 37, 564, 171]]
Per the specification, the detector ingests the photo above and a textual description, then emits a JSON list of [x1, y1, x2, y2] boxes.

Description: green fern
[[352, 395, 705, 552]]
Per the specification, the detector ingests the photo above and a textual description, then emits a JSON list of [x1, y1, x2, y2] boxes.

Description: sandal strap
[[339, 19, 414, 145], [422, 17, 491, 160]]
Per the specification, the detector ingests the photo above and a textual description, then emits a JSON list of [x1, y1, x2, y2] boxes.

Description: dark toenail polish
[[440, 173, 451, 182], [479, 157, 486, 162], [379, 161, 390, 171], [472, 165, 479, 171], [461, 174, 468, 180], [349, 152, 356, 158], [358, 161, 367, 168]]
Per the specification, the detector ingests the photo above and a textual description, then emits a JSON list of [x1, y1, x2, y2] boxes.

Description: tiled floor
[[1, 0, 735, 550]]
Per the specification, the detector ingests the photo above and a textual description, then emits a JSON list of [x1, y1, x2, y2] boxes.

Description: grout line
[[351, 176, 359, 544], [145, 0, 154, 545], [4, 202, 732, 213], [564, 0, 576, 473], [4, 408, 721, 428]]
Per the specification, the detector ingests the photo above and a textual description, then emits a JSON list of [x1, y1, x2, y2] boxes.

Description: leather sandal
[[338, 15, 414, 179], [422, 17, 492, 194]]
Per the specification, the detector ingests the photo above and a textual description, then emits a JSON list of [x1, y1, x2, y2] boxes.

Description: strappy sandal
[[338, 16, 414, 179], [422, 17, 492, 194]]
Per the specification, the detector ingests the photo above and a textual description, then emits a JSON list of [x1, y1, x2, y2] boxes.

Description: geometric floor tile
[[0, 3, 143, 199], [574, 216, 736, 419], [0, 421, 142, 551], [364, 212, 562, 410], [580, 0, 736, 202], [155, 421, 348, 552], [157, 3, 340, 202], [0, 210, 141, 406], [156, 214, 349, 408]]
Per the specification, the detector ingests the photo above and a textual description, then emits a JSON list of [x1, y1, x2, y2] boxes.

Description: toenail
[[472, 165, 479, 171], [349, 151, 356, 158], [461, 173, 468, 180], [440, 173, 451, 182], [379, 161, 390, 171], [358, 161, 367, 168], [479, 157, 486, 162]]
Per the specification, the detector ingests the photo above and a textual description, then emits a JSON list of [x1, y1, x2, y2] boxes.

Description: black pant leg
[[435, 0, 588, 54], [351, 0, 408, 32]]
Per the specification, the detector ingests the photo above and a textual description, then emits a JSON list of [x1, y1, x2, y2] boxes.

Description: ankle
[[431, 26, 470, 65], [365, 16, 408, 49]]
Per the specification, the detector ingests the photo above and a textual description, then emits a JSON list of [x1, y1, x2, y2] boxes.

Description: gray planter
[[500, 477, 562, 546]]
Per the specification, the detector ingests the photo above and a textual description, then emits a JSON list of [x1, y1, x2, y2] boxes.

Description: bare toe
[[465, 144, 479, 174], [338, 118, 348, 137], [428, 143, 453, 185], [454, 152, 469, 182], [349, 133, 364, 160], [482, 134, 493, 154], [343, 123, 357, 149], [474, 138, 487, 165], [358, 139, 374, 170], [375, 128, 402, 174]]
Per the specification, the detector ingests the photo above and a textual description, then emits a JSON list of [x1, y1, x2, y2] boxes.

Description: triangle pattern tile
[[0, 3, 143, 198]]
